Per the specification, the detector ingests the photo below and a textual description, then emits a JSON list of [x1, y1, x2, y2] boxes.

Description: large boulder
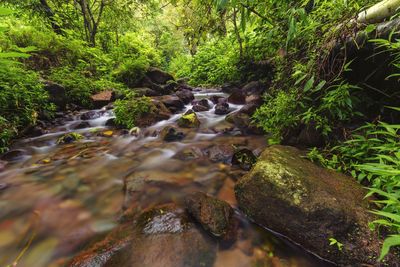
[[241, 81, 266, 96], [235, 145, 398, 266], [145, 67, 175, 85], [159, 96, 185, 113]]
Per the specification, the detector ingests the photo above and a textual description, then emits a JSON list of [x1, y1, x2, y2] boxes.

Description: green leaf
[[379, 235, 400, 261], [0, 7, 14, 16], [303, 76, 315, 93]]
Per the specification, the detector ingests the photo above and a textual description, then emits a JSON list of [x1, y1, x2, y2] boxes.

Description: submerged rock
[[177, 111, 201, 128], [185, 192, 237, 242], [235, 145, 398, 266], [1, 149, 27, 162], [215, 102, 230, 115], [130, 204, 217, 267], [160, 126, 185, 142], [231, 148, 257, 171], [80, 111, 101, 120]]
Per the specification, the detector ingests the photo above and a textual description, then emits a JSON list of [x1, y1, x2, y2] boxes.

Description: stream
[[0, 89, 329, 267]]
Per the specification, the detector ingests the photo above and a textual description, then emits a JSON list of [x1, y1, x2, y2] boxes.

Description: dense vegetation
[[1, 0, 400, 260]]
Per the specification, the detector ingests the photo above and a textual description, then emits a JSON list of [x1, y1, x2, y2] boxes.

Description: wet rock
[[177, 111, 201, 128], [211, 121, 235, 134], [175, 89, 194, 104], [129, 204, 217, 267], [221, 83, 240, 94], [1, 149, 27, 162], [206, 145, 234, 163], [80, 111, 101, 121], [185, 192, 237, 242], [245, 94, 263, 106], [164, 81, 179, 92], [209, 95, 226, 104], [0, 160, 6, 172], [235, 145, 397, 266], [146, 67, 175, 85], [215, 102, 230, 115], [231, 148, 257, 171], [57, 133, 84, 144], [135, 100, 171, 128], [225, 112, 263, 135], [192, 99, 210, 112], [227, 89, 246, 105], [0, 183, 8, 191], [72, 121, 91, 129], [160, 126, 185, 142], [160, 96, 185, 113], [174, 147, 204, 161], [242, 81, 266, 96], [239, 103, 258, 116], [43, 81, 67, 110], [69, 224, 133, 267], [91, 90, 115, 109], [26, 125, 48, 137]]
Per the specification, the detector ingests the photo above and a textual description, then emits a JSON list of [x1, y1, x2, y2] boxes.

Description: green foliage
[[328, 237, 344, 251], [182, 37, 241, 86], [114, 92, 153, 129], [253, 90, 298, 139], [308, 115, 400, 260], [57, 132, 84, 144], [112, 56, 150, 88]]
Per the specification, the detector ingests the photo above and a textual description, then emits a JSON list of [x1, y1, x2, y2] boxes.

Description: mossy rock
[[235, 145, 398, 266], [177, 111, 200, 128]]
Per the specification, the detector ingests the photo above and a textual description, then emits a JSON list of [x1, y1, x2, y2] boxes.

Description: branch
[[239, 3, 272, 24]]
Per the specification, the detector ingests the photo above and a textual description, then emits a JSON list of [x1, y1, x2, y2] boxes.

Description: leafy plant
[[113, 92, 153, 129]]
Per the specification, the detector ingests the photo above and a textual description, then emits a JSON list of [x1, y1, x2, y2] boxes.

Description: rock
[[1, 149, 27, 162], [227, 89, 246, 105], [225, 112, 263, 135], [245, 94, 263, 105], [235, 145, 398, 266], [130, 204, 217, 267], [211, 121, 235, 134], [242, 81, 266, 96], [160, 126, 185, 142], [177, 111, 201, 128], [57, 133, 84, 144], [91, 90, 115, 109], [69, 224, 133, 267], [72, 121, 91, 129], [231, 148, 257, 171], [80, 111, 101, 120], [209, 95, 226, 104], [135, 100, 171, 128], [175, 89, 194, 104], [215, 102, 230, 115], [221, 83, 240, 94], [146, 67, 175, 85], [173, 147, 204, 161], [0, 183, 8, 191], [297, 123, 325, 148], [192, 99, 210, 112], [238, 103, 258, 115], [164, 81, 179, 92], [0, 160, 6, 172], [26, 125, 47, 137], [43, 81, 67, 110], [185, 192, 237, 242], [134, 87, 162, 97], [206, 145, 234, 163], [160, 96, 185, 113]]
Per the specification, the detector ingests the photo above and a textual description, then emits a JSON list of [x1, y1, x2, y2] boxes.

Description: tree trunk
[[39, 0, 62, 34], [357, 0, 400, 24], [233, 8, 243, 61]]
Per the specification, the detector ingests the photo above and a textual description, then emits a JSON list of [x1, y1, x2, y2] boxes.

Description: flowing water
[[0, 90, 330, 267]]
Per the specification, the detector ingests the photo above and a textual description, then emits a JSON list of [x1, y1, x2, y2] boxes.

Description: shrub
[[112, 56, 150, 88], [114, 92, 153, 129]]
